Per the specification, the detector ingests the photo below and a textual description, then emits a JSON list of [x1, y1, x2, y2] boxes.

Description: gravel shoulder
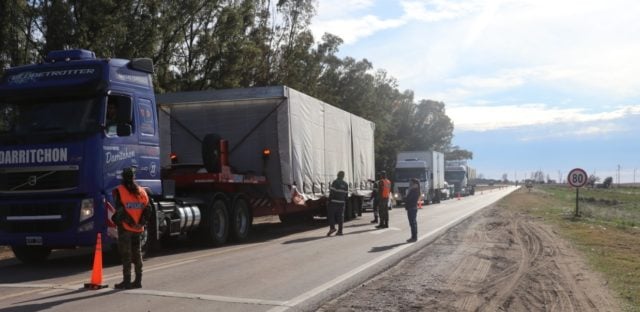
[[318, 189, 621, 311]]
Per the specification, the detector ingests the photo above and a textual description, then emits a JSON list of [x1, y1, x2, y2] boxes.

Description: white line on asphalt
[[369, 227, 400, 234], [124, 289, 289, 307]]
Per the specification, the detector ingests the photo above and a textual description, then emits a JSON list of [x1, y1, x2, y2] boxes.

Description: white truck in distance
[[445, 159, 476, 197], [393, 151, 446, 205]]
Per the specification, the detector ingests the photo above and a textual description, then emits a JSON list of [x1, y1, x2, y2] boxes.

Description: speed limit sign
[[567, 168, 588, 188]]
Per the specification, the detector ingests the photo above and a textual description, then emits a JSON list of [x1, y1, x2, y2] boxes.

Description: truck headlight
[[79, 198, 95, 222]]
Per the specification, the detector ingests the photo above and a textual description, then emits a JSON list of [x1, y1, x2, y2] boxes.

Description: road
[[0, 186, 517, 312]]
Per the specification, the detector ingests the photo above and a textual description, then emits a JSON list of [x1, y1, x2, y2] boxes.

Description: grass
[[506, 185, 640, 311]]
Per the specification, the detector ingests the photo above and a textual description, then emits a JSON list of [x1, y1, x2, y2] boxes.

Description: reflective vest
[[115, 185, 149, 233], [380, 179, 391, 199]]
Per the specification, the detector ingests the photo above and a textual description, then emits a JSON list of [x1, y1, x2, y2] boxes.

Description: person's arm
[[140, 190, 152, 226]]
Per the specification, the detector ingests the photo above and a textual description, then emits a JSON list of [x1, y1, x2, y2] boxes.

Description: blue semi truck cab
[[0, 49, 161, 263]]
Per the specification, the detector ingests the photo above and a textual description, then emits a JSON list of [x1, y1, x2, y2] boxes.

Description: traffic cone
[[84, 233, 108, 290]]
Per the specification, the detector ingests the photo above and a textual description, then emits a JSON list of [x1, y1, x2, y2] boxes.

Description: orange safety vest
[[380, 178, 391, 199], [115, 185, 149, 233]]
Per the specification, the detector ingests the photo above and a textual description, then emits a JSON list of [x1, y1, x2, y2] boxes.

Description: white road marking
[[124, 289, 289, 307], [369, 227, 401, 234]]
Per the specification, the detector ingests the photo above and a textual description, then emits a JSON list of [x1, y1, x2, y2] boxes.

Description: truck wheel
[[230, 198, 251, 242], [11, 246, 51, 264], [202, 199, 229, 246], [202, 134, 222, 173]]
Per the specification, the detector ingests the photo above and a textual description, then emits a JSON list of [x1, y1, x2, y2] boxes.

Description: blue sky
[[310, 0, 640, 183]]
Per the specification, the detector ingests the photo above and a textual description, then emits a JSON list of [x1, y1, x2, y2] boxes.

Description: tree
[[602, 176, 613, 188], [445, 147, 473, 160], [587, 174, 599, 187]]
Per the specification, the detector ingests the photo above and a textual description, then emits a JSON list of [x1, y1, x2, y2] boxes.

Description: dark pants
[[406, 208, 417, 239], [327, 202, 344, 232], [379, 198, 389, 224], [372, 199, 379, 219], [117, 228, 143, 277]]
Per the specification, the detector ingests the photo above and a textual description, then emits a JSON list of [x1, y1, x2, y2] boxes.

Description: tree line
[[0, 0, 471, 174]]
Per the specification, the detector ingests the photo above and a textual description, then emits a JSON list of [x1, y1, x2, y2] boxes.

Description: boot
[[375, 221, 384, 229], [370, 216, 378, 224], [131, 273, 142, 289], [114, 275, 131, 289], [383, 221, 389, 228]]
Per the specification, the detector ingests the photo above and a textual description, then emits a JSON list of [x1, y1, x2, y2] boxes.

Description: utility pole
[[617, 164, 621, 187]]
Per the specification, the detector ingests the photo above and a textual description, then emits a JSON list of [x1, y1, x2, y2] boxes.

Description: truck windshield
[[445, 171, 466, 181], [395, 168, 426, 182], [0, 98, 101, 143]]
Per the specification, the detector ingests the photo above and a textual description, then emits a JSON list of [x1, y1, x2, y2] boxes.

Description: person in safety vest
[[376, 171, 392, 229], [327, 171, 349, 236], [111, 167, 151, 289]]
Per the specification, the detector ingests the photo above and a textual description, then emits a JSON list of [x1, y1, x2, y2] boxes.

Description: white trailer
[[156, 86, 376, 221]]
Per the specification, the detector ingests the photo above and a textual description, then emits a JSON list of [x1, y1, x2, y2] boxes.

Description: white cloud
[[400, 0, 482, 22], [310, 15, 405, 44], [448, 104, 640, 132], [315, 0, 375, 18]]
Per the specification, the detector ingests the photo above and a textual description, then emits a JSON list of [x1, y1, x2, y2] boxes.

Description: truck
[[392, 151, 446, 205], [445, 160, 476, 197], [0, 49, 375, 263]]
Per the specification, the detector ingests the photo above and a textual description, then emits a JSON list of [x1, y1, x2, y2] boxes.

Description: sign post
[[567, 168, 588, 217]]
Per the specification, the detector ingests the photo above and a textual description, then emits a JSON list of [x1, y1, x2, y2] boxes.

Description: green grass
[[514, 185, 640, 311]]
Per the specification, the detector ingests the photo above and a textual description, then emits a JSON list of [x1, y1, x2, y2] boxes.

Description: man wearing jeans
[[405, 178, 420, 242]]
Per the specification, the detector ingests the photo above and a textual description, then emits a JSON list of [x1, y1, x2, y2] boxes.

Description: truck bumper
[[0, 231, 104, 248]]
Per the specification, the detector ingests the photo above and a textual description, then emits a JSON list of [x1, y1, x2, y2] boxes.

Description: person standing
[[327, 171, 349, 236], [376, 171, 392, 229], [405, 178, 420, 242], [369, 180, 379, 224], [112, 167, 151, 289]]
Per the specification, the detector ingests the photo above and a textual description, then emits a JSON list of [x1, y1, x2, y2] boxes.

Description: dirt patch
[[318, 190, 621, 311]]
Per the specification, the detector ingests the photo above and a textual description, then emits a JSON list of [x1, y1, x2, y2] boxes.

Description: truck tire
[[201, 199, 229, 246], [202, 133, 222, 173], [12, 246, 51, 264], [230, 198, 251, 242]]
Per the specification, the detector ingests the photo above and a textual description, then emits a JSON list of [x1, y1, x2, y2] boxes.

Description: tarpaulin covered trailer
[[156, 86, 375, 205]]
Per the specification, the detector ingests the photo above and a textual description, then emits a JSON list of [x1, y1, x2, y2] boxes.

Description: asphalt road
[[0, 186, 517, 312]]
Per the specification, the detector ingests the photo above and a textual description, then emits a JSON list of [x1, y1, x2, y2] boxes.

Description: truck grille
[[0, 202, 75, 233], [0, 167, 79, 193]]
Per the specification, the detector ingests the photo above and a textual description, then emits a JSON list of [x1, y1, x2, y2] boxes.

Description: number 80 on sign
[[567, 168, 588, 187]]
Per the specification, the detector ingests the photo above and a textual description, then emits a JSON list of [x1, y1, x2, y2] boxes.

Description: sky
[[310, 0, 640, 183]]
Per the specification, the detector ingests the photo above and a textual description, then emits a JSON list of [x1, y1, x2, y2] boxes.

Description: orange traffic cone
[[84, 233, 108, 290]]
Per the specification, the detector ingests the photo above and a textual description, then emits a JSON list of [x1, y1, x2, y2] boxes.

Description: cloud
[[448, 104, 640, 132], [310, 15, 405, 44], [315, 0, 375, 18], [400, 0, 482, 22]]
